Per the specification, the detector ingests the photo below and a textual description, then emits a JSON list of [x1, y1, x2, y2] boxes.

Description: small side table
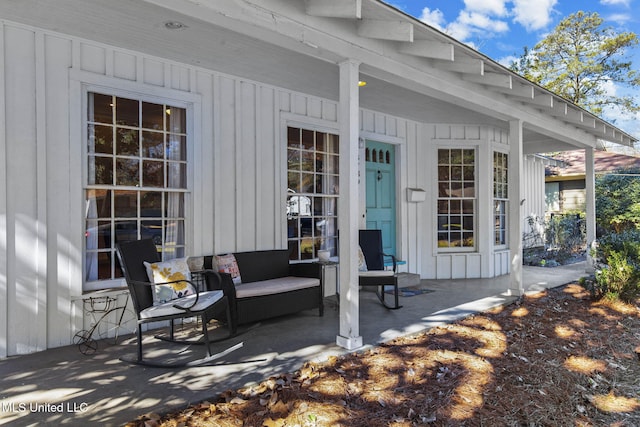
[[314, 260, 339, 297]]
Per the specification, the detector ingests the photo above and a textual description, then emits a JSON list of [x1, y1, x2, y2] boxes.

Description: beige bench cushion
[[235, 276, 320, 299]]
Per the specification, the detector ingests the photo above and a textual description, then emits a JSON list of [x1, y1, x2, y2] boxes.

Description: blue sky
[[387, 0, 640, 141]]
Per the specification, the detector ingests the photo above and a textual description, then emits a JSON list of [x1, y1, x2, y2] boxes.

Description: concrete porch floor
[[0, 263, 588, 426]]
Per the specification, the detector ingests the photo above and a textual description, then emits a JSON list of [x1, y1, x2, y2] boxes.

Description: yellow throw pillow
[[143, 258, 196, 305]]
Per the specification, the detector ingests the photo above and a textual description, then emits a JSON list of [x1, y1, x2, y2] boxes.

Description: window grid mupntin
[[286, 127, 339, 261], [493, 151, 509, 246], [437, 148, 476, 249], [85, 92, 188, 285]]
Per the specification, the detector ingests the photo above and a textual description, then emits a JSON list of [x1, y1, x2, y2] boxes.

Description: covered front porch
[[0, 0, 635, 360], [0, 263, 586, 426]]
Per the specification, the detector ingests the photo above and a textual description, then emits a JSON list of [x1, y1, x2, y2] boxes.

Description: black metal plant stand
[[73, 294, 133, 355]]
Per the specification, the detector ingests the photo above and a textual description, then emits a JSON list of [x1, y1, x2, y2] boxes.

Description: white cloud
[[512, 0, 558, 31], [418, 0, 561, 52], [606, 13, 633, 24], [463, 0, 509, 16], [602, 79, 618, 97], [445, 20, 473, 41], [440, 10, 509, 44], [458, 11, 509, 33], [496, 54, 519, 68], [600, 0, 631, 6], [419, 7, 447, 31]]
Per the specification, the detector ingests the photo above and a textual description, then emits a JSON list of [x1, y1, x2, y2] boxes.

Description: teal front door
[[365, 141, 396, 256]]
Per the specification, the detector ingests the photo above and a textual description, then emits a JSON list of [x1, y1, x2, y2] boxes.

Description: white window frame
[[493, 150, 509, 248], [436, 146, 477, 252], [285, 124, 340, 261], [78, 78, 197, 292]]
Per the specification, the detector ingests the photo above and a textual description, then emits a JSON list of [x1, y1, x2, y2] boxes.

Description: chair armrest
[[381, 253, 397, 272], [160, 279, 200, 310], [289, 262, 322, 279]]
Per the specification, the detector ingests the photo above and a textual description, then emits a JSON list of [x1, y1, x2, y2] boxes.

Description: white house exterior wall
[[0, 21, 348, 357], [423, 125, 512, 279], [1, 20, 521, 357]]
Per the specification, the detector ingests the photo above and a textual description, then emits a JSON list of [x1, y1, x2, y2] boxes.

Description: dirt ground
[[127, 283, 640, 426]]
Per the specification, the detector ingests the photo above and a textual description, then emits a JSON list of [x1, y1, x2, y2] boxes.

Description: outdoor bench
[[201, 249, 323, 326]]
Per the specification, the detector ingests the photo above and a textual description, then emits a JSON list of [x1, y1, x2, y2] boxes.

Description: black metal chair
[[116, 239, 240, 367], [358, 229, 403, 309]]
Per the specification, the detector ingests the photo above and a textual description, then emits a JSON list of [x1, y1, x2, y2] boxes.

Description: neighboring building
[[0, 0, 636, 356], [545, 150, 640, 214]]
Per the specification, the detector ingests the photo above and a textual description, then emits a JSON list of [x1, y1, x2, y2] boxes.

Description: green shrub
[[546, 212, 585, 253], [593, 249, 640, 303], [596, 168, 640, 234], [596, 229, 640, 264]]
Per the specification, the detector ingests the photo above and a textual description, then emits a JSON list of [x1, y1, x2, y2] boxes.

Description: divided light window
[[494, 152, 508, 246], [437, 148, 476, 249], [286, 127, 339, 260], [85, 92, 188, 286]]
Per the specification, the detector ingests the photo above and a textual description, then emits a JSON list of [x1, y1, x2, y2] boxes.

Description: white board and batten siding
[[424, 124, 512, 279], [1, 24, 78, 357], [0, 21, 353, 356], [0, 20, 525, 356]]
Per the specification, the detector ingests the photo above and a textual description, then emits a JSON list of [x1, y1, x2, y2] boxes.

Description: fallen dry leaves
[[127, 283, 640, 426]]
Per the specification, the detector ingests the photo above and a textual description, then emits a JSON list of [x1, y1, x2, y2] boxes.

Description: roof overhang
[[1, 0, 635, 151]]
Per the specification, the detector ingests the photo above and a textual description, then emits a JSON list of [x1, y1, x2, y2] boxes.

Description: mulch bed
[[128, 283, 640, 426]]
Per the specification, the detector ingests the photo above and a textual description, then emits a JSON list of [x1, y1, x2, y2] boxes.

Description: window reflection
[[437, 148, 476, 249], [286, 127, 339, 260], [85, 92, 188, 285]]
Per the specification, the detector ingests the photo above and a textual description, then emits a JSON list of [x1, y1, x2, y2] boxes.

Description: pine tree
[[511, 11, 639, 117]]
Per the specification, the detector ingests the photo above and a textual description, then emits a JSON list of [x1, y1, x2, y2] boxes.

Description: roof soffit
[[1, 0, 633, 148], [158, 0, 634, 147]]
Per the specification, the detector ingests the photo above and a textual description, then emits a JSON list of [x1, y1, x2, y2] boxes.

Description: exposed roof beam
[[530, 92, 554, 108], [563, 108, 587, 126], [398, 40, 454, 60], [598, 123, 625, 144], [495, 81, 535, 99], [464, 71, 512, 88], [433, 56, 484, 75], [580, 113, 596, 129], [357, 19, 413, 41], [306, 0, 361, 19], [551, 101, 567, 116]]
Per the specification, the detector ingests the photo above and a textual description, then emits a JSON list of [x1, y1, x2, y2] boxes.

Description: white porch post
[[508, 119, 524, 295], [336, 59, 363, 350], [585, 147, 596, 273]]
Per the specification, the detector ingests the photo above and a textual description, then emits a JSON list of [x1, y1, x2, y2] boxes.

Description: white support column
[[508, 120, 524, 296], [336, 59, 363, 350], [585, 147, 596, 273]]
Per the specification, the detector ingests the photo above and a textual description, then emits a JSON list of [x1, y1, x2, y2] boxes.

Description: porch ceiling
[[1, 0, 634, 152]]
